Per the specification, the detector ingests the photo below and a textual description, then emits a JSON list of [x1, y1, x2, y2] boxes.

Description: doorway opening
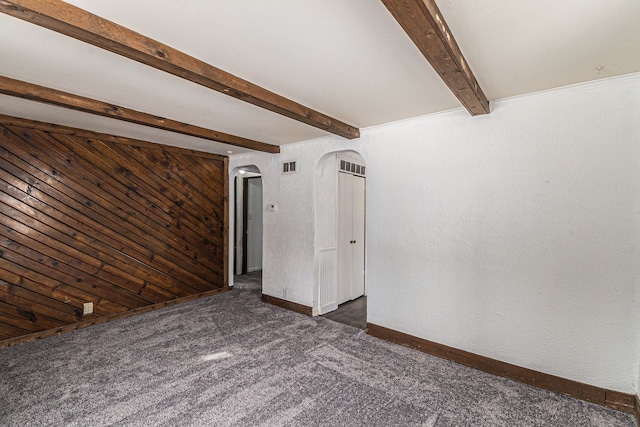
[[314, 151, 366, 328], [232, 165, 263, 291], [323, 295, 367, 329]]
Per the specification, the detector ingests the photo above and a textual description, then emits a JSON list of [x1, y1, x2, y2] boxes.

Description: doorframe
[[233, 176, 238, 275], [242, 177, 249, 274], [313, 150, 366, 316], [230, 166, 263, 284], [241, 176, 262, 275]]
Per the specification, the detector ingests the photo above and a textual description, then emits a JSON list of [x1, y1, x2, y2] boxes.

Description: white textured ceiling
[[1, 0, 639, 155]]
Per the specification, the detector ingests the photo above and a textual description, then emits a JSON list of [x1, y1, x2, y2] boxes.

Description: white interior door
[[337, 171, 365, 305], [337, 172, 353, 305], [351, 175, 365, 298]]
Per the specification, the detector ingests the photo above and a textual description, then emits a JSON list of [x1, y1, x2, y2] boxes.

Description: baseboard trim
[[0, 287, 229, 349], [635, 395, 640, 425], [604, 389, 636, 413], [262, 294, 313, 317], [366, 323, 635, 414]]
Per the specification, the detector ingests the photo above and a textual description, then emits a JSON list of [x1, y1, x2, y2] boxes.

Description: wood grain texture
[[381, 0, 489, 115], [261, 294, 313, 317], [0, 114, 226, 160], [0, 75, 279, 153], [0, 287, 229, 349], [366, 323, 635, 413], [603, 390, 635, 413], [635, 395, 640, 425], [0, 116, 228, 341], [0, 0, 359, 139]]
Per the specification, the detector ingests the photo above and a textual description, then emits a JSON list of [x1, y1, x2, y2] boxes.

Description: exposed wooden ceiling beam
[[0, 75, 280, 153], [381, 0, 490, 115], [0, 0, 360, 139]]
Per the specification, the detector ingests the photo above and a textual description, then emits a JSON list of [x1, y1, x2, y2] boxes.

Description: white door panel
[[337, 171, 365, 305], [351, 176, 365, 298]]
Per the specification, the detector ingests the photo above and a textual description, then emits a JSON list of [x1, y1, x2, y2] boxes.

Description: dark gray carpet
[[323, 296, 367, 330], [0, 287, 634, 426]]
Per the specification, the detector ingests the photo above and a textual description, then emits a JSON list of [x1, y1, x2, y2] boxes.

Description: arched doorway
[[231, 165, 263, 291], [314, 151, 366, 327]]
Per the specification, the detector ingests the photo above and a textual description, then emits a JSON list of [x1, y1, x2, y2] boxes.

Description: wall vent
[[282, 161, 297, 174], [339, 159, 365, 177]]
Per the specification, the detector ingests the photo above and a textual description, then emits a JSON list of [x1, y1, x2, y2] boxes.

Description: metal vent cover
[[339, 159, 365, 177], [282, 161, 297, 174]]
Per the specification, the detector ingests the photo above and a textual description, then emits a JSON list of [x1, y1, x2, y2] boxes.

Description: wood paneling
[[0, 287, 228, 349], [366, 323, 636, 414], [0, 116, 228, 343]]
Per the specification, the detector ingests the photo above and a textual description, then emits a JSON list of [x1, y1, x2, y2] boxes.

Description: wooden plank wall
[[0, 116, 228, 344]]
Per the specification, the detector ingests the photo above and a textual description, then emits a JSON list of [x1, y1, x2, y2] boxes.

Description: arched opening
[[231, 165, 263, 291], [314, 150, 366, 328]]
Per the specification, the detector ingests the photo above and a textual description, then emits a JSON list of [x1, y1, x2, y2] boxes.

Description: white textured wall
[[230, 143, 347, 306], [229, 73, 640, 393]]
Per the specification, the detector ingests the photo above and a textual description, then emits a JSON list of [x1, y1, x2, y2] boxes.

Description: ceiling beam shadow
[[0, 75, 280, 153], [0, 0, 360, 139], [381, 0, 490, 115]]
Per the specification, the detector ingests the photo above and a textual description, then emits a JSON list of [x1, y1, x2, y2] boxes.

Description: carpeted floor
[[0, 286, 634, 426]]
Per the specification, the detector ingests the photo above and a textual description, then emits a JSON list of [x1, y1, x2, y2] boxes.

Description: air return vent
[[282, 161, 297, 174], [339, 159, 365, 177]]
